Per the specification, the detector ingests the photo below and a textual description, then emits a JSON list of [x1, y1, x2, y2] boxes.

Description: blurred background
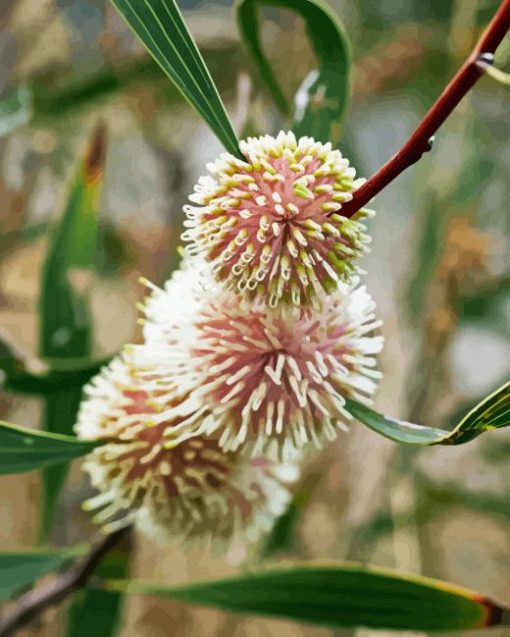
[[0, 0, 509, 635]]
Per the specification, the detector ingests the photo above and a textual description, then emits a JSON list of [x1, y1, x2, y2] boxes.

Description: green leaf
[[237, 0, 351, 144], [262, 501, 301, 557], [263, 470, 321, 557], [0, 329, 111, 394], [105, 563, 509, 631], [345, 380, 510, 446], [37, 124, 107, 539], [112, 0, 241, 158], [39, 388, 84, 540], [0, 420, 103, 475], [0, 547, 85, 601], [39, 123, 106, 361], [0, 84, 33, 137]]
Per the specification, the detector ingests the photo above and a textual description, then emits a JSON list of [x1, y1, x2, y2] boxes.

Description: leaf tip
[[85, 121, 108, 185], [473, 594, 510, 627]]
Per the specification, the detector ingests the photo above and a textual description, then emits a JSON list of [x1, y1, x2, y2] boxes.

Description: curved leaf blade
[[345, 381, 509, 446], [112, 0, 241, 158], [237, 0, 351, 143], [0, 420, 102, 475], [106, 564, 509, 631]]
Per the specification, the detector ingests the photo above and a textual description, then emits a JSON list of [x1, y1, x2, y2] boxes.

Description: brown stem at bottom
[[339, 0, 510, 218], [0, 527, 129, 637]]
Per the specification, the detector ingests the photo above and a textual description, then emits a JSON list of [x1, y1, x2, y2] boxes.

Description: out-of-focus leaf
[[0, 84, 33, 136], [405, 198, 443, 317], [112, 0, 241, 158], [39, 124, 106, 360], [39, 387, 84, 540], [0, 420, 103, 475], [263, 470, 322, 557], [65, 532, 131, 637], [263, 501, 301, 557], [37, 124, 106, 538], [345, 380, 509, 446], [105, 564, 510, 631], [0, 331, 110, 394], [25, 41, 239, 122], [457, 275, 510, 333], [237, 0, 351, 144], [0, 547, 86, 601]]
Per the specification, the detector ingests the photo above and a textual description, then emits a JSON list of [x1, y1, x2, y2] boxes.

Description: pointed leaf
[[345, 380, 509, 446], [105, 564, 510, 631], [112, 0, 241, 158], [237, 0, 351, 143], [0, 420, 103, 475]]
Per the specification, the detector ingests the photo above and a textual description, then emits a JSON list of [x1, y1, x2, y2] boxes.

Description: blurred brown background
[[0, 0, 509, 635]]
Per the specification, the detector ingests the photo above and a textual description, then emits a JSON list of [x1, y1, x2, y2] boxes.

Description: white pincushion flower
[[136, 259, 384, 457], [75, 356, 297, 544], [182, 131, 373, 310]]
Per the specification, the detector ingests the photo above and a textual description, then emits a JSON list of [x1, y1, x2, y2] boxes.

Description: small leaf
[[0, 84, 33, 137], [112, 0, 241, 158], [105, 563, 510, 631], [237, 0, 351, 144], [262, 501, 301, 557], [0, 420, 103, 475], [0, 547, 86, 601], [345, 380, 509, 446], [263, 471, 321, 557]]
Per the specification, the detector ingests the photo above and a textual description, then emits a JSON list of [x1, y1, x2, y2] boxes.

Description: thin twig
[[340, 0, 510, 218], [0, 528, 129, 637]]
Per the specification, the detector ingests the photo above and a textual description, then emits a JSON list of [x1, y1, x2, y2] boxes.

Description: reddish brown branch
[[340, 0, 510, 218], [0, 528, 128, 637]]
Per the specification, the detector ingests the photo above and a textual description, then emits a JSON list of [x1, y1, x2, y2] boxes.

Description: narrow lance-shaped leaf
[[0, 420, 103, 476], [37, 124, 107, 539], [105, 563, 510, 631], [39, 123, 106, 361], [345, 380, 509, 446], [112, 0, 242, 158], [237, 0, 351, 144]]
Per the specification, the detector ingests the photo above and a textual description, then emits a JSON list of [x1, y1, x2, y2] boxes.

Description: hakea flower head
[[182, 131, 373, 310], [75, 356, 296, 543], [137, 260, 384, 457]]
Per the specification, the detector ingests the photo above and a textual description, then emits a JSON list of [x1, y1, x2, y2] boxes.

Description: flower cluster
[[76, 133, 383, 547], [183, 132, 372, 309], [76, 357, 295, 543]]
